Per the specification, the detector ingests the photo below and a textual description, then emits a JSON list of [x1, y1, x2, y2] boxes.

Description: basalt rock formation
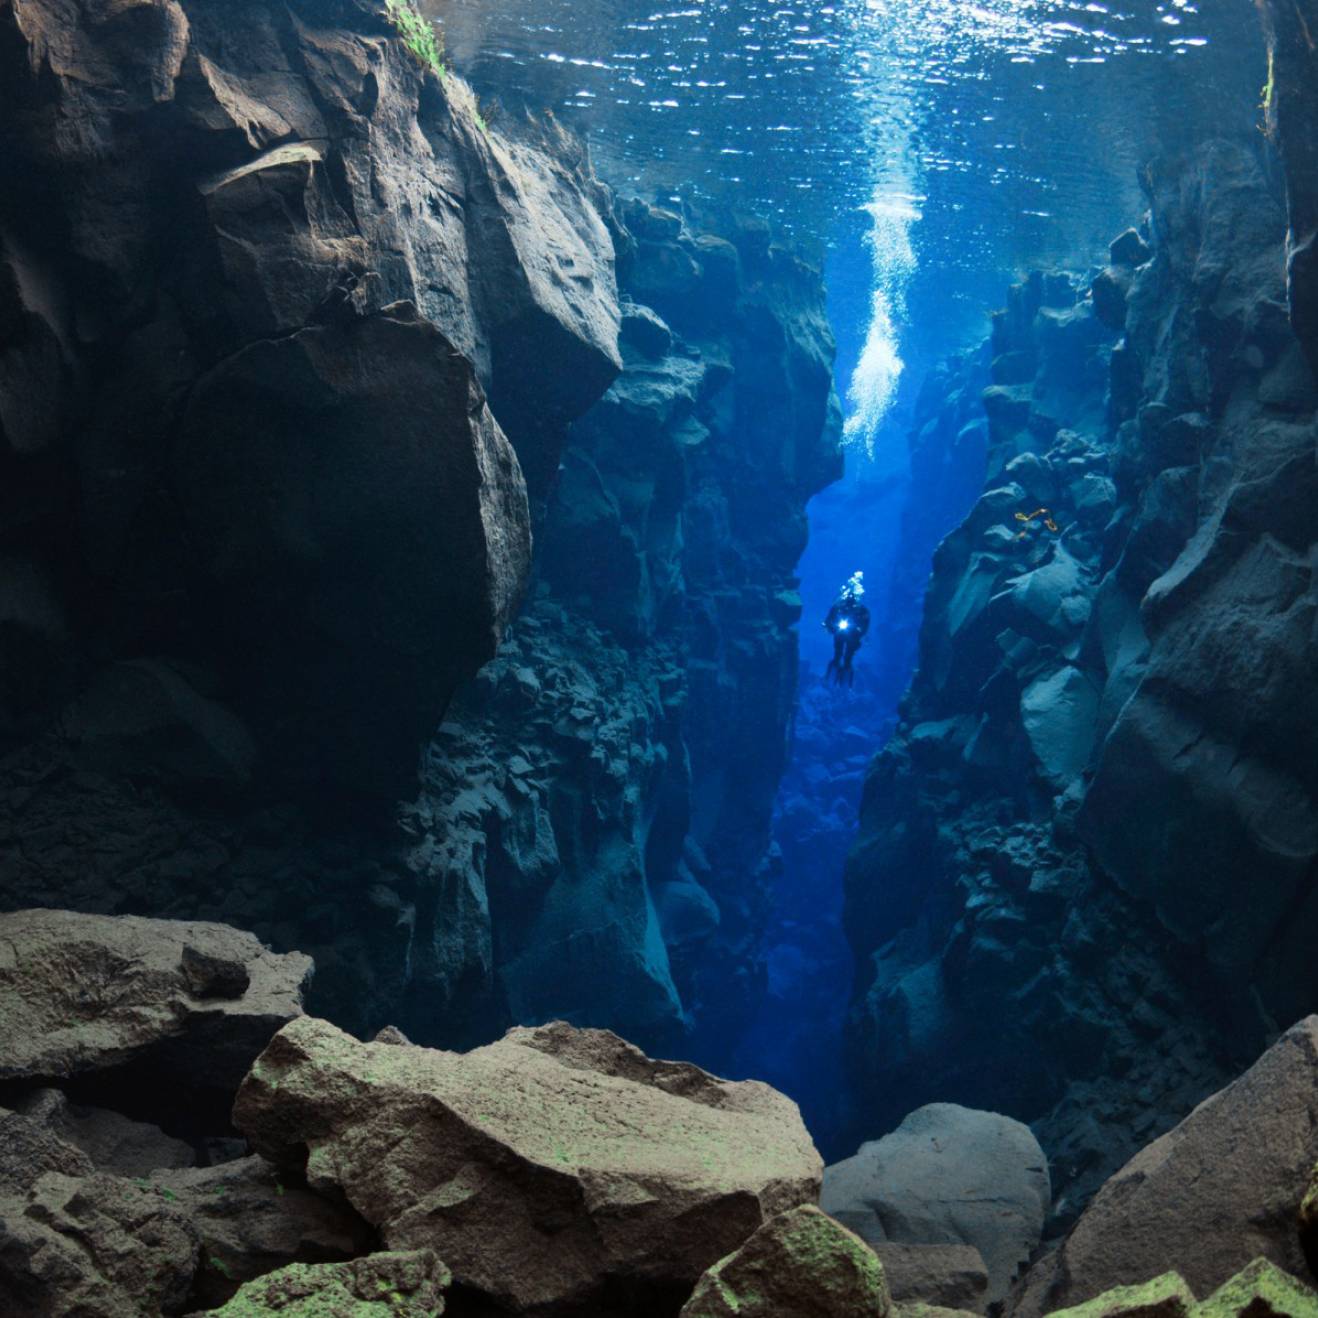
[[844, 132, 1318, 1222], [0, 0, 840, 1058], [1013, 1016, 1318, 1316], [406, 203, 842, 1055]]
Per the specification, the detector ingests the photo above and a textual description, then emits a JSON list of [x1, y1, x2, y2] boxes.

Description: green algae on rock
[[679, 1204, 890, 1318], [1195, 1258, 1318, 1318], [1042, 1272, 1197, 1318], [196, 1250, 450, 1317]]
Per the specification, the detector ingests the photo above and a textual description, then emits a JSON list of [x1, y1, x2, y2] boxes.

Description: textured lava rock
[[13, 1088, 194, 1179], [679, 1204, 890, 1318], [0, 2, 839, 1063], [234, 1016, 822, 1314], [152, 1156, 375, 1311], [1012, 1018, 1318, 1316], [0, 908, 311, 1095], [822, 1105, 1049, 1307], [0, 1107, 201, 1318], [195, 1250, 451, 1318]]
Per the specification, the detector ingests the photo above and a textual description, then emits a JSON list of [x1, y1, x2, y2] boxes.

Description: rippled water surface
[[433, 0, 1265, 279]]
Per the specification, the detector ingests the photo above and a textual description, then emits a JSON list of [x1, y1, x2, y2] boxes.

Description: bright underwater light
[[838, 618, 851, 630], [843, 190, 920, 454]]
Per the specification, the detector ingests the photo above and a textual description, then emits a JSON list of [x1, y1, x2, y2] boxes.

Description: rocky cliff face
[[407, 202, 842, 1054], [844, 134, 1318, 1222], [0, 0, 839, 1055]]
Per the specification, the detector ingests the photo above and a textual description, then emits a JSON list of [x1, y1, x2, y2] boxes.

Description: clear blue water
[[433, 0, 1266, 1147]]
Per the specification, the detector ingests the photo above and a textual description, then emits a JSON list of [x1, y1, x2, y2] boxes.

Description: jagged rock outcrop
[[679, 1204, 890, 1318], [0, 0, 620, 796], [868, 1245, 988, 1314], [388, 202, 842, 1053], [844, 135, 1318, 1220], [0, 1, 839, 1061], [822, 1105, 1049, 1308], [0, 908, 311, 1097], [234, 1015, 823, 1316], [1012, 1017, 1318, 1317], [152, 1156, 375, 1311]]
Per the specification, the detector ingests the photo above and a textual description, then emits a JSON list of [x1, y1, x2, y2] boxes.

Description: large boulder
[[679, 1204, 890, 1318], [0, 909, 311, 1097], [822, 1104, 1050, 1307], [1012, 1018, 1318, 1316], [234, 1016, 822, 1315]]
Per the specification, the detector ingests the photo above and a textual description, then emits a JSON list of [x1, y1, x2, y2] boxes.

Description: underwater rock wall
[[0, 0, 840, 1053], [844, 134, 1318, 1222], [0, 0, 621, 797], [408, 201, 843, 1053]]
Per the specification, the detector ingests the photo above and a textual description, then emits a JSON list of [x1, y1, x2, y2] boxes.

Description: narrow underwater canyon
[[0, 0, 1317, 1315]]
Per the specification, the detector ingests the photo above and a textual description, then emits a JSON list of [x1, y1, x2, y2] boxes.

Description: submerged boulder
[[0, 909, 312, 1095], [679, 1204, 890, 1318], [234, 1016, 822, 1314], [822, 1104, 1050, 1307], [1012, 1018, 1318, 1316]]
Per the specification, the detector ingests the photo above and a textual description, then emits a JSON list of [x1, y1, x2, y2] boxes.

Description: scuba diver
[[824, 571, 870, 687]]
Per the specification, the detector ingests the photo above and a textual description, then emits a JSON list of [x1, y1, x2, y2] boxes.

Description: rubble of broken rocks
[[0, 909, 1316, 1317]]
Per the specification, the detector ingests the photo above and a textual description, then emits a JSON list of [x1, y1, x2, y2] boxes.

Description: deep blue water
[[434, 0, 1266, 1151]]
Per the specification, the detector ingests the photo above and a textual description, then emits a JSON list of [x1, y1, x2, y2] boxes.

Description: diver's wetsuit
[[824, 598, 870, 686]]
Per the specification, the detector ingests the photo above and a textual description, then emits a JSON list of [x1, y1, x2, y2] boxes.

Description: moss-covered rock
[[1042, 1271, 1196, 1318], [1195, 1257, 1318, 1318], [198, 1250, 450, 1317], [679, 1204, 890, 1318]]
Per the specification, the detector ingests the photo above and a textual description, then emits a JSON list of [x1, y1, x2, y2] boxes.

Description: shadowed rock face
[[1012, 1017, 1318, 1317], [0, 4, 837, 1058], [0, 0, 620, 796], [844, 136, 1318, 1224]]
